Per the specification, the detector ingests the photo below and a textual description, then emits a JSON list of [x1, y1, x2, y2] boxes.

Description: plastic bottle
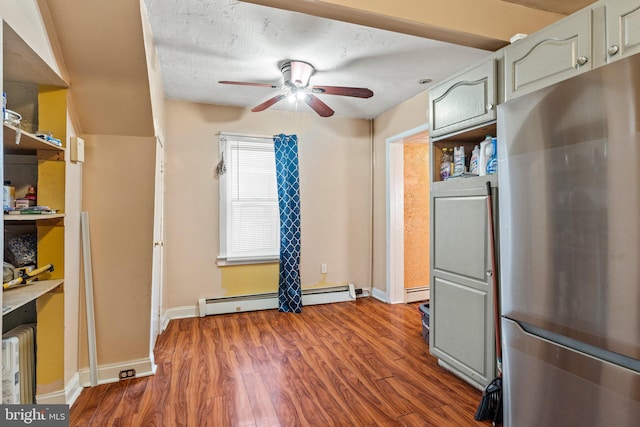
[[453, 146, 465, 175], [440, 148, 452, 180], [3, 180, 15, 211], [479, 135, 493, 177], [469, 145, 480, 175], [486, 137, 498, 174]]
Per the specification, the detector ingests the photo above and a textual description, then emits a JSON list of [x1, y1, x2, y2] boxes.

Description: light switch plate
[[70, 136, 85, 162]]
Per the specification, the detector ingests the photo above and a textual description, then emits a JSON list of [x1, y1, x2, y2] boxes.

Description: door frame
[[385, 124, 430, 304], [150, 136, 165, 361]]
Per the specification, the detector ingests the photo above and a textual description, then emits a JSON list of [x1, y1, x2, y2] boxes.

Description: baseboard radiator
[[198, 283, 356, 317], [405, 286, 430, 303]]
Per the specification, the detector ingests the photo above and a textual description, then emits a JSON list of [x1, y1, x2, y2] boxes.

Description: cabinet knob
[[576, 56, 588, 67], [486, 269, 493, 277], [486, 103, 494, 111], [607, 45, 620, 56]]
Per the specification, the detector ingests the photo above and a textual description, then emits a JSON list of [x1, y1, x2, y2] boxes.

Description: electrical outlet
[[119, 369, 136, 380], [321, 263, 327, 274]]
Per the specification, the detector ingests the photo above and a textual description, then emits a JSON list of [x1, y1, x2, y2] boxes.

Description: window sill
[[217, 257, 279, 267]]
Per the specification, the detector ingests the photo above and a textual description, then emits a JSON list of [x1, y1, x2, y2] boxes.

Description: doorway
[[386, 125, 430, 304]]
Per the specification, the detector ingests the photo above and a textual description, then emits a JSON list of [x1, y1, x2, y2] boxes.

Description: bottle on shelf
[[470, 145, 480, 175], [479, 135, 493, 176], [440, 147, 452, 180], [454, 146, 465, 175], [486, 137, 498, 175]]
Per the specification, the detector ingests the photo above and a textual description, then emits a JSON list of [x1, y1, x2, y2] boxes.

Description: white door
[[149, 137, 165, 360]]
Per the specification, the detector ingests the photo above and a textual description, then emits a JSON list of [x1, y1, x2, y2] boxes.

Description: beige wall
[[164, 100, 372, 309], [80, 135, 156, 366], [371, 90, 430, 293]]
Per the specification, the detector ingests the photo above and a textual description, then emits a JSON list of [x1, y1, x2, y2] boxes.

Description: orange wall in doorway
[[404, 143, 430, 288]]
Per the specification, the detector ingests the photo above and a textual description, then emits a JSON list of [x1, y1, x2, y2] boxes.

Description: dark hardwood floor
[[70, 297, 493, 426]]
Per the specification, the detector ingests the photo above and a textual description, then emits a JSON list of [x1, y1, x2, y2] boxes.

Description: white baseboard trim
[[36, 372, 83, 405], [65, 373, 83, 406], [405, 286, 430, 303], [36, 388, 66, 405], [371, 287, 388, 303], [78, 357, 156, 387], [164, 305, 198, 322]]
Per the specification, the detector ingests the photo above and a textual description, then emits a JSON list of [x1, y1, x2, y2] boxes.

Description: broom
[[475, 181, 503, 425]]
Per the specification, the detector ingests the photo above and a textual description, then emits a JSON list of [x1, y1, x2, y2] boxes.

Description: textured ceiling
[[143, 0, 492, 119]]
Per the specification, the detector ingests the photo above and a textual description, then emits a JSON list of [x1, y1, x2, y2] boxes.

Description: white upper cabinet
[[504, 8, 592, 101], [605, 0, 640, 62], [429, 58, 497, 138]]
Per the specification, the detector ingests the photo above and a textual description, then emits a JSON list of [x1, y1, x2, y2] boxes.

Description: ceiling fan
[[219, 60, 373, 117]]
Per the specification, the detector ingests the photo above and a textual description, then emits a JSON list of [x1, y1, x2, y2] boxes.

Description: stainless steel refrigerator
[[497, 53, 640, 426]]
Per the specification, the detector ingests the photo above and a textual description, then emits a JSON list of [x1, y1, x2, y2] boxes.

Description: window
[[218, 133, 279, 264]]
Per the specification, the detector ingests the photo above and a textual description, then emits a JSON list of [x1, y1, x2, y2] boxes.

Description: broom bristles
[[475, 377, 503, 423]]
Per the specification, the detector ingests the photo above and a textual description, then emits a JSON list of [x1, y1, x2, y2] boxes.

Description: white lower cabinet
[[429, 177, 498, 389]]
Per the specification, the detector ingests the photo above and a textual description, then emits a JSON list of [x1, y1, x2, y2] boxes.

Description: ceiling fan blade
[[305, 94, 334, 117], [252, 94, 287, 112], [311, 85, 373, 98], [219, 80, 278, 89]]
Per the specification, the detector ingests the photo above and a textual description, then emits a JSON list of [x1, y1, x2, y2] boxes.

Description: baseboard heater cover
[[198, 283, 355, 317]]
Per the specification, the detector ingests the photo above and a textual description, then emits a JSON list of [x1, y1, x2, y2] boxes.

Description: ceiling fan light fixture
[[282, 60, 314, 88]]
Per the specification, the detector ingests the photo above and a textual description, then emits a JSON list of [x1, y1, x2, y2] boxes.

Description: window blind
[[219, 134, 279, 262]]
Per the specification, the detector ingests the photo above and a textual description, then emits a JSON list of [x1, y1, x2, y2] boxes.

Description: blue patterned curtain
[[274, 134, 302, 313]]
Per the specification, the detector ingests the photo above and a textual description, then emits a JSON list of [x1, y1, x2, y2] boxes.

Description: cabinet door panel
[[429, 59, 496, 138], [606, 0, 640, 62], [505, 9, 591, 100], [431, 276, 491, 379], [433, 196, 487, 280]]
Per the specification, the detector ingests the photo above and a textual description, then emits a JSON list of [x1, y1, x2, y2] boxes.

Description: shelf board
[[431, 121, 497, 144], [3, 124, 65, 152], [431, 173, 499, 197], [4, 213, 65, 221], [2, 279, 64, 316]]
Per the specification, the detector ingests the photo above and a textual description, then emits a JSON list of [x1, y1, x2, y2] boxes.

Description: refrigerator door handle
[[515, 320, 640, 373]]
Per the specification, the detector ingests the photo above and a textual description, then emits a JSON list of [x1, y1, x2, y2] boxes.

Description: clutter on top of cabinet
[[440, 135, 497, 181]]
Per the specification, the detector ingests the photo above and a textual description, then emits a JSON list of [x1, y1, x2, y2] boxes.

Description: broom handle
[[486, 182, 502, 374]]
